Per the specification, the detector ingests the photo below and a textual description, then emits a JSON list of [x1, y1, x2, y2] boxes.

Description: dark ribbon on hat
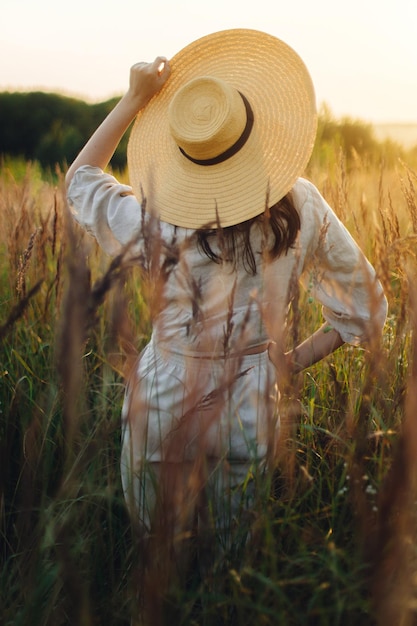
[[179, 92, 254, 166]]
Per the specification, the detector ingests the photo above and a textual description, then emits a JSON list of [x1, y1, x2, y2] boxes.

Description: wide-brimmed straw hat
[[127, 28, 317, 229]]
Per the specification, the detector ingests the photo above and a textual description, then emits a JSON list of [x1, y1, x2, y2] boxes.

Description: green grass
[[1, 158, 417, 625]]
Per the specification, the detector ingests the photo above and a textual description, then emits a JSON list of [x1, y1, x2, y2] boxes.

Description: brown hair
[[196, 193, 300, 275]]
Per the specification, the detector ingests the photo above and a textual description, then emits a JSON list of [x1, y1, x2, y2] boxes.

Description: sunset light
[[1, 0, 416, 125]]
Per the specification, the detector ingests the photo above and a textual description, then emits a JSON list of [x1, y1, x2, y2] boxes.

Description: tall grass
[[1, 151, 417, 625]]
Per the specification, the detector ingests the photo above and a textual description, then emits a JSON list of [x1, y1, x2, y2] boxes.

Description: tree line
[[0, 91, 128, 171], [0, 91, 413, 173]]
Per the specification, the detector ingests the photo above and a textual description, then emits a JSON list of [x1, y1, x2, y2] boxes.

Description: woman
[[66, 29, 387, 540]]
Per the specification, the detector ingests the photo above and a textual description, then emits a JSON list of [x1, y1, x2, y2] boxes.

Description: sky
[[1, 0, 416, 124]]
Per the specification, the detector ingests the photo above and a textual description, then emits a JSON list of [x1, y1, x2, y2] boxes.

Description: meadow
[[1, 145, 417, 625]]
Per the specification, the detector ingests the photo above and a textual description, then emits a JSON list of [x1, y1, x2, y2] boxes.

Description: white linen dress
[[67, 165, 388, 531]]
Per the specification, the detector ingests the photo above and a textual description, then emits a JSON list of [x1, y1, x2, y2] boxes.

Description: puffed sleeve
[[294, 179, 388, 345], [67, 165, 146, 256]]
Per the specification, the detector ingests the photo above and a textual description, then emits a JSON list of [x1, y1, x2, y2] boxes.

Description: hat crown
[[168, 76, 247, 161]]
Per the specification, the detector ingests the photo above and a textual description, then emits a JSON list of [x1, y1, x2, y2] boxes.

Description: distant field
[[373, 123, 417, 148]]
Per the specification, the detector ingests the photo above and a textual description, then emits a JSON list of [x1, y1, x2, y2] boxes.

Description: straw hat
[[127, 29, 317, 229]]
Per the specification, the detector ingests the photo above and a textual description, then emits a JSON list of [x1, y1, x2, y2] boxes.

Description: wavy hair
[[196, 193, 300, 275]]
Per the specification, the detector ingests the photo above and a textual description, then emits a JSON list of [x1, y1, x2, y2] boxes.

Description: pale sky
[[1, 0, 416, 123]]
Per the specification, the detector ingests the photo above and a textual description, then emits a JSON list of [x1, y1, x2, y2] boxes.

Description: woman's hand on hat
[[65, 56, 171, 188], [127, 56, 171, 112]]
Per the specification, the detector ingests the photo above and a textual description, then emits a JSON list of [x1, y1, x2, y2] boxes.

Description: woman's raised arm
[[65, 57, 171, 188]]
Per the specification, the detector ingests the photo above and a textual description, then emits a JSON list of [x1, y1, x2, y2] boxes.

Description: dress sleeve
[[295, 179, 388, 345], [67, 164, 146, 256]]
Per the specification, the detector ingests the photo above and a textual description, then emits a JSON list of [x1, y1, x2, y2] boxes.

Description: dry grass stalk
[[367, 281, 417, 625], [0, 279, 43, 341]]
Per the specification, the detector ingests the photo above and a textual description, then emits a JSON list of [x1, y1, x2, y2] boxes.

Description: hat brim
[[127, 29, 317, 229]]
